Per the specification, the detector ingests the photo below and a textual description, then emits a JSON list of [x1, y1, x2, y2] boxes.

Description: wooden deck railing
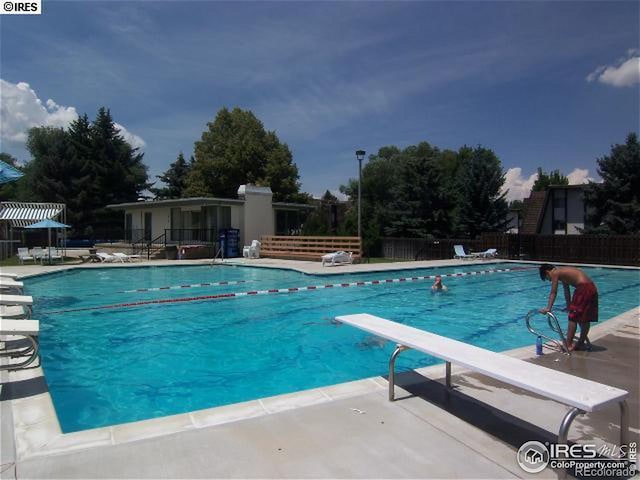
[[260, 235, 362, 262]]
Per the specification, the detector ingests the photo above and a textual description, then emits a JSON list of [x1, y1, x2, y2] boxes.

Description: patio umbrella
[[0, 160, 24, 184], [25, 219, 70, 262]]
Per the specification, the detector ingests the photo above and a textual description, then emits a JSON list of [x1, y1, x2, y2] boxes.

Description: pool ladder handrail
[[525, 309, 570, 355], [211, 246, 224, 266]]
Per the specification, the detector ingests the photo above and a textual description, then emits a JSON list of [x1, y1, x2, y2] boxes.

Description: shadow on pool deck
[[3, 310, 636, 479]]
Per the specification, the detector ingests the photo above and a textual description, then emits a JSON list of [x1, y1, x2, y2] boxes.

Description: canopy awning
[[0, 202, 65, 227]]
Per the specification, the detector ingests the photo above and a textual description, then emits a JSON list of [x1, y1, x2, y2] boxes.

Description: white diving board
[[336, 313, 629, 478], [0, 294, 33, 306], [0, 279, 24, 290]]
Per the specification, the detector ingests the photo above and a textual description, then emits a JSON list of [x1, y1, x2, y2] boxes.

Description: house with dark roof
[[521, 185, 589, 235]]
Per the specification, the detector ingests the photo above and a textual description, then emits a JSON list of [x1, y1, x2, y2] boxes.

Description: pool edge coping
[[5, 305, 638, 462]]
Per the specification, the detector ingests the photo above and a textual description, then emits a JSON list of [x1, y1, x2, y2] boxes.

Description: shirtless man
[[539, 264, 598, 352]]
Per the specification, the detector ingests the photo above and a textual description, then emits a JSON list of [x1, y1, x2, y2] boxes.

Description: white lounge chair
[[321, 251, 353, 267], [96, 252, 116, 262], [453, 245, 478, 260], [46, 247, 62, 263], [17, 248, 34, 264], [477, 248, 497, 258], [242, 240, 261, 259], [31, 247, 45, 263], [112, 252, 140, 262]]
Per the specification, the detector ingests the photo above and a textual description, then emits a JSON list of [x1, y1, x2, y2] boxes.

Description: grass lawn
[[0, 256, 77, 267], [364, 257, 411, 264]]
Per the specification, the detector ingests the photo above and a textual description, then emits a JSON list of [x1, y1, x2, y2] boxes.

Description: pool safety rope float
[[120, 279, 247, 293], [48, 266, 534, 314]]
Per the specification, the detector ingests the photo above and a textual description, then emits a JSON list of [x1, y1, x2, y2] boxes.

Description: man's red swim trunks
[[568, 282, 598, 323]]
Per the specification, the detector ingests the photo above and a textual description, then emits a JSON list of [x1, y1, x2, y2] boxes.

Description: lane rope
[[48, 266, 535, 314], [119, 280, 247, 294]]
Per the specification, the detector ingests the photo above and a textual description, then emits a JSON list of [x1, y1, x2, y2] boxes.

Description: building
[[521, 185, 588, 235], [107, 185, 315, 248]]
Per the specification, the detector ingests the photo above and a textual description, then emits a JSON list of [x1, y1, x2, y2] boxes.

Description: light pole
[[355, 150, 366, 241]]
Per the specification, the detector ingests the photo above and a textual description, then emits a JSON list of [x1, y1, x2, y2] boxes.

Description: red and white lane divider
[[120, 280, 247, 294], [48, 266, 534, 314]]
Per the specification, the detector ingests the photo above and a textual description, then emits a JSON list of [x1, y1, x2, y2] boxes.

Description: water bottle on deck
[[536, 336, 543, 355]]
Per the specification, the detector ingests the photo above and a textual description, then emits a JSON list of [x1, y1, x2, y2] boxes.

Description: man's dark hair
[[539, 263, 555, 280]]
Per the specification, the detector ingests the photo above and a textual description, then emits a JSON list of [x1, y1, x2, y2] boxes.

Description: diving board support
[[0, 319, 40, 370]]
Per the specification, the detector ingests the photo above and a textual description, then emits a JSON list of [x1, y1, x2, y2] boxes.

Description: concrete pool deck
[[1, 259, 638, 478]]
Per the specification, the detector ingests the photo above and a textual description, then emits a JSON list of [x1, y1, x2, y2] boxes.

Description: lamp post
[[355, 150, 366, 241]]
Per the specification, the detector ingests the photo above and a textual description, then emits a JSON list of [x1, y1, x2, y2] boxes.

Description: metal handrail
[[525, 309, 570, 354], [211, 246, 224, 266]]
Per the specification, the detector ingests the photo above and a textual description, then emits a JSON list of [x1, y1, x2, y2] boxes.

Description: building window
[[219, 207, 231, 229]]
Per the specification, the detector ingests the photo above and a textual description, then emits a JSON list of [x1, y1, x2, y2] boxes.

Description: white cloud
[[586, 51, 640, 87], [502, 167, 538, 202], [0, 80, 78, 143], [114, 122, 146, 150], [0, 79, 145, 149], [502, 167, 594, 202], [566, 168, 593, 184]]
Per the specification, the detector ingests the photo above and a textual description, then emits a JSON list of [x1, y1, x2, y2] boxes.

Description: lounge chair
[[321, 251, 353, 267], [477, 248, 497, 258], [17, 248, 34, 264], [112, 252, 140, 262], [453, 245, 479, 260], [96, 252, 116, 262], [242, 240, 261, 259], [46, 247, 62, 263], [31, 247, 45, 263]]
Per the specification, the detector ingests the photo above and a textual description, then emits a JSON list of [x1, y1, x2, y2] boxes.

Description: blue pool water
[[26, 263, 639, 432]]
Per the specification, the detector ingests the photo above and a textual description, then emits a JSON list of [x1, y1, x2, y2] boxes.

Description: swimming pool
[[26, 263, 639, 432]]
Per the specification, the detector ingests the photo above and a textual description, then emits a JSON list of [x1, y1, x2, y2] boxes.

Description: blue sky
[[1, 1, 638, 200]]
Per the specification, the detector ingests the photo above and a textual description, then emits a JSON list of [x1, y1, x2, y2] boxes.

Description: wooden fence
[[260, 235, 362, 262], [383, 234, 640, 266]]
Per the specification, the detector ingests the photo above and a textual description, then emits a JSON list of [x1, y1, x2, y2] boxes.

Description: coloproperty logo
[[517, 440, 637, 477], [1, 0, 41, 14]]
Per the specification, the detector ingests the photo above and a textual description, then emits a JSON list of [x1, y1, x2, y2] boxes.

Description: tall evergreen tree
[[385, 142, 456, 238], [456, 146, 509, 238], [583, 133, 640, 234], [88, 108, 149, 233], [23, 108, 149, 237], [150, 152, 192, 199], [186, 107, 303, 201]]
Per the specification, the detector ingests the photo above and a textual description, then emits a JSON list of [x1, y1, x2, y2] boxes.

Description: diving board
[[336, 313, 629, 477]]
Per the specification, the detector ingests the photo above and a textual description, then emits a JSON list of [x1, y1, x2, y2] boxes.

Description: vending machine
[[218, 228, 240, 258]]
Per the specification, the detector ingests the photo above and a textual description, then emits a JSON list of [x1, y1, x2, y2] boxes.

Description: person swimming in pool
[[539, 263, 598, 352], [431, 275, 448, 292]]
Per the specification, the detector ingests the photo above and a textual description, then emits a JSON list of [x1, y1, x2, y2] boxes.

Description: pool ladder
[[525, 309, 571, 354], [211, 247, 224, 266]]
